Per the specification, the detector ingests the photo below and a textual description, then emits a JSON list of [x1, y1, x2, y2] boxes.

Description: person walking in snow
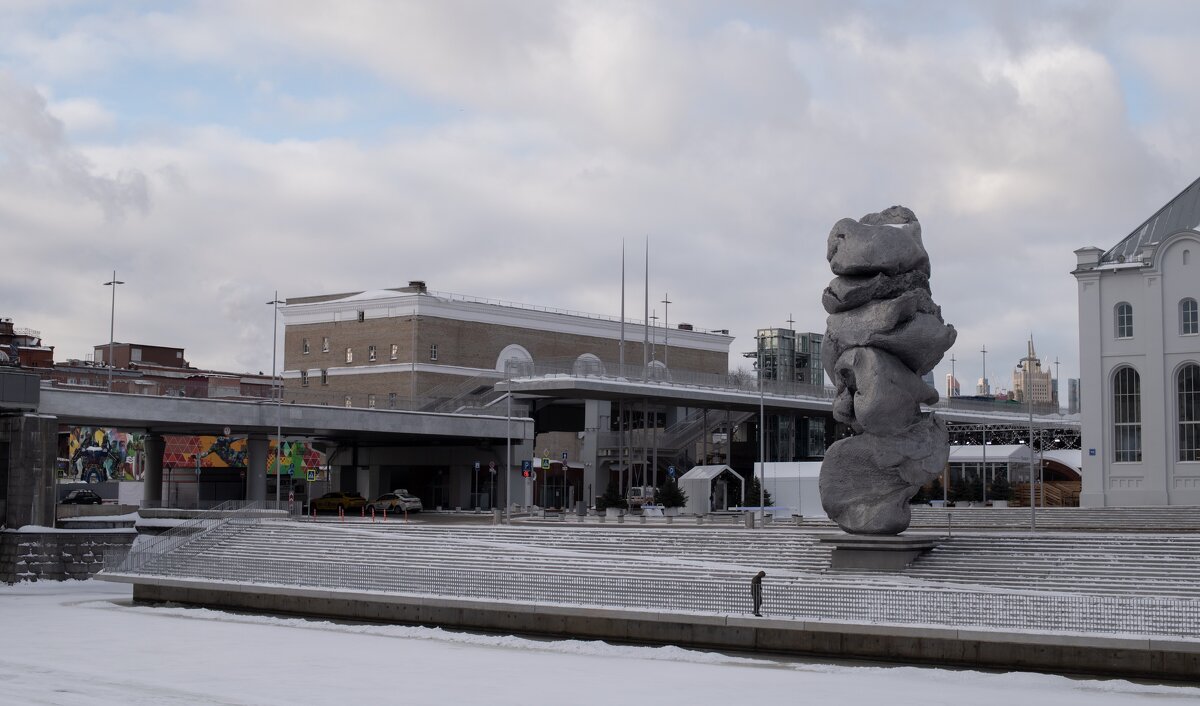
[[750, 570, 766, 616]]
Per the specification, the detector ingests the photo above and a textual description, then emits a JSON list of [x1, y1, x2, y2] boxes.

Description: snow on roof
[[678, 464, 742, 481], [331, 289, 409, 303], [948, 444, 1033, 462], [1041, 449, 1083, 472], [1102, 175, 1200, 264]]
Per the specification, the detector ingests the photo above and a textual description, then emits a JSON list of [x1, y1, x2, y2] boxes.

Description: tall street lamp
[[758, 331, 766, 520], [1019, 355, 1037, 532], [103, 271, 124, 391], [267, 292, 284, 510]]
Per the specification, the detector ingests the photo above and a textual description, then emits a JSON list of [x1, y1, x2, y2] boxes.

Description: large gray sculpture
[[819, 206, 956, 535]]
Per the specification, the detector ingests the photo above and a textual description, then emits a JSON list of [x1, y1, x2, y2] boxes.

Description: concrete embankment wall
[[113, 576, 1200, 682], [2, 531, 135, 584]]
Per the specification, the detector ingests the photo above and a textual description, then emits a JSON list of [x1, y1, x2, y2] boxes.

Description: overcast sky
[[3, 1, 1198, 394]]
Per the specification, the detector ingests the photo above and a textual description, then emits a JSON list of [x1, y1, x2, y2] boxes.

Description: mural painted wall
[[62, 427, 324, 483]]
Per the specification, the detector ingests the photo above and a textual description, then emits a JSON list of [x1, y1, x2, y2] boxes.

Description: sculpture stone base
[[820, 533, 942, 571]]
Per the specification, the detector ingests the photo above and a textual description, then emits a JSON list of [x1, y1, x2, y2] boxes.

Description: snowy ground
[[2, 581, 1197, 705]]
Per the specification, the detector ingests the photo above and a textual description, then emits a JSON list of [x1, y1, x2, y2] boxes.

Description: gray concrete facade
[[0, 413, 57, 529]]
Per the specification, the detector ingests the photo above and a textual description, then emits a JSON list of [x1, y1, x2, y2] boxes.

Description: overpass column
[[143, 433, 165, 507], [246, 434, 268, 503]]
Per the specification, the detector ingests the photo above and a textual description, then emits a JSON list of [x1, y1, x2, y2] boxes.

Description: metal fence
[[105, 500, 276, 573], [106, 508, 1200, 639]]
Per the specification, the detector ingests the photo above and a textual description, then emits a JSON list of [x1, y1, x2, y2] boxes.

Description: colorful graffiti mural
[[63, 427, 324, 483], [65, 427, 144, 482]]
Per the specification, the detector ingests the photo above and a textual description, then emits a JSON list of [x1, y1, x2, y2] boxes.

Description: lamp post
[[103, 271, 124, 391], [267, 292, 284, 510], [1020, 356, 1037, 531], [758, 331, 766, 520]]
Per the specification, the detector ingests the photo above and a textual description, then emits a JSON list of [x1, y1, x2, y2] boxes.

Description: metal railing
[[506, 358, 836, 400], [104, 500, 272, 573], [107, 535, 1200, 639]]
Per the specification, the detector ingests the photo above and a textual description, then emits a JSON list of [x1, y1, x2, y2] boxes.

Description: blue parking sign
[[521, 460, 532, 471]]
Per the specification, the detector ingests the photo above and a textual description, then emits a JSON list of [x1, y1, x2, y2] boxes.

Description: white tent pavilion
[[678, 465, 744, 516], [754, 462, 825, 518]]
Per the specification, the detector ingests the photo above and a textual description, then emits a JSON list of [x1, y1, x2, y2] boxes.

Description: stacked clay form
[[819, 206, 957, 535]]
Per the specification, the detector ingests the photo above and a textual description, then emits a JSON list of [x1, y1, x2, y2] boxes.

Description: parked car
[[61, 489, 104, 505], [367, 493, 407, 514], [390, 489, 423, 513], [309, 491, 367, 513]]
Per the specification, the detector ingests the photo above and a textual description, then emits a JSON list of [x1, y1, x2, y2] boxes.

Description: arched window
[[1180, 364, 1200, 462], [1113, 366, 1141, 462], [572, 353, 605, 376], [1184, 249, 1191, 266], [1114, 302, 1134, 339], [1181, 298, 1199, 336]]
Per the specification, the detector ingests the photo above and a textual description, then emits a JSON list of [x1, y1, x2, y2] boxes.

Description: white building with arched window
[[1074, 176, 1200, 506]]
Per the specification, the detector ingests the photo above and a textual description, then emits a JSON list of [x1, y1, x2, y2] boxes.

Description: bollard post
[[383, 508, 387, 522], [404, 509, 409, 524], [371, 507, 375, 523], [361, 506, 365, 518], [338, 506, 344, 522]]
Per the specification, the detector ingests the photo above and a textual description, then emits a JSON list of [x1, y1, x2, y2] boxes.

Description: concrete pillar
[[246, 434, 268, 503], [0, 414, 57, 529], [142, 434, 165, 507]]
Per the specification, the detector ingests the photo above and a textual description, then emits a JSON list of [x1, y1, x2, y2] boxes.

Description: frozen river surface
[[1, 580, 1196, 705]]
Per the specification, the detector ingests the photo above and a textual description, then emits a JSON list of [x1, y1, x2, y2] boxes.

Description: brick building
[[280, 282, 737, 508], [280, 281, 732, 409]]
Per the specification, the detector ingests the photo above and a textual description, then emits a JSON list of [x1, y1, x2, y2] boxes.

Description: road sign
[[541, 458, 551, 470], [561, 451, 568, 461], [667, 465, 676, 478], [474, 461, 480, 471], [489, 461, 496, 474]]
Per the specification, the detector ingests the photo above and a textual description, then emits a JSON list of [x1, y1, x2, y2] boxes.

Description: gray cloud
[[1, 3, 1198, 397]]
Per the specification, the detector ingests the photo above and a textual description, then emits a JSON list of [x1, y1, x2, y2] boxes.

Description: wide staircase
[[905, 533, 1200, 598], [796, 505, 1200, 532], [106, 516, 1200, 637]]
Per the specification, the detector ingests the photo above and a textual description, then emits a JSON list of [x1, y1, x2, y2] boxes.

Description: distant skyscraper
[[976, 377, 991, 396], [1068, 378, 1080, 415], [945, 373, 960, 397], [1012, 338, 1053, 404]]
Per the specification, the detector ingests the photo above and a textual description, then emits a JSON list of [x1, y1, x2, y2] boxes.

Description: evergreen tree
[[596, 479, 627, 510], [962, 474, 984, 503], [732, 475, 773, 508], [929, 476, 944, 503], [989, 472, 1014, 502], [654, 478, 688, 508]]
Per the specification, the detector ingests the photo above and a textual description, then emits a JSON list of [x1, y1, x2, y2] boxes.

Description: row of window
[[299, 369, 328, 386], [1114, 299, 1198, 338], [301, 339, 439, 364], [340, 393, 398, 409], [1112, 364, 1200, 463]]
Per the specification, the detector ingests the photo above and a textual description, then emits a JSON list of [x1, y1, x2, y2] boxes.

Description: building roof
[[947, 444, 1033, 463], [1102, 175, 1200, 264], [678, 464, 743, 481]]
